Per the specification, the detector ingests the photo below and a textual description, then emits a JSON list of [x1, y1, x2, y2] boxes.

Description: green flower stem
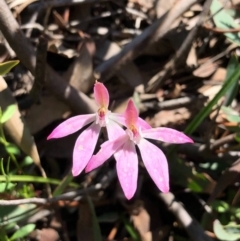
[[0, 175, 79, 188]]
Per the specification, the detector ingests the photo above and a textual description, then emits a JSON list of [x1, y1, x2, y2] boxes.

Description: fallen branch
[[94, 0, 199, 82], [210, 133, 237, 151], [159, 192, 214, 241], [141, 95, 208, 111], [0, 170, 116, 205], [0, 0, 97, 114], [147, 0, 213, 91]]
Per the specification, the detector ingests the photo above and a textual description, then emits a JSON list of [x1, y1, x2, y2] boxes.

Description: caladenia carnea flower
[[85, 99, 194, 200], [47, 82, 150, 177]]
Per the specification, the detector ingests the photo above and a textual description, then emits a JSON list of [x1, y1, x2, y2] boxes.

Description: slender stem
[[0, 175, 79, 187]]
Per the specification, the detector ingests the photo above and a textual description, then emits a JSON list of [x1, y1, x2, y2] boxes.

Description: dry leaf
[[48, 41, 78, 58], [202, 85, 222, 102], [77, 202, 95, 241], [53, 10, 68, 30], [0, 76, 44, 171], [156, 0, 177, 18], [63, 40, 95, 93], [150, 108, 191, 127], [39, 228, 59, 241], [193, 62, 218, 78], [25, 94, 70, 134], [95, 40, 144, 92], [186, 46, 197, 67], [211, 67, 226, 82], [131, 202, 151, 241]]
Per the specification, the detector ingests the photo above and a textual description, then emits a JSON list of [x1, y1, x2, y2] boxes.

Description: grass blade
[[184, 63, 240, 135]]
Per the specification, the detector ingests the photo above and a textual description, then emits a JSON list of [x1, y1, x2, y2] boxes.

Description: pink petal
[[142, 127, 194, 144], [138, 139, 169, 193], [85, 134, 127, 173], [116, 140, 138, 200], [110, 113, 151, 130], [94, 82, 109, 108], [72, 122, 101, 176], [106, 118, 125, 140], [125, 99, 138, 128], [47, 114, 95, 140]]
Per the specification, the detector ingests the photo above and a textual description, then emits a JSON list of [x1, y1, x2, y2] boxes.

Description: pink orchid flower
[[86, 99, 193, 199], [47, 82, 150, 177]]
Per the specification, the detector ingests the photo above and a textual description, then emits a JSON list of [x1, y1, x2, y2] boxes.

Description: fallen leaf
[[95, 40, 144, 92], [156, 0, 177, 18], [186, 46, 197, 67], [130, 201, 151, 241], [48, 41, 78, 58], [0, 76, 46, 175], [77, 202, 96, 241], [150, 108, 191, 127], [211, 67, 226, 82], [25, 94, 70, 134], [63, 40, 95, 93], [30, 228, 59, 241], [193, 62, 218, 78]]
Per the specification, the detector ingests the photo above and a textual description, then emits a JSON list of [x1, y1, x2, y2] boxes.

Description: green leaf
[[0, 228, 10, 241], [0, 204, 37, 226], [235, 134, 240, 143], [213, 220, 240, 241], [221, 106, 240, 122], [5, 144, 21, 155], [185, 63, 240, 134], [53, 170, 73, 196], [0, 175, 79, 187], [224, 55, 239, 106], [221, 106, 238, 116], [188, 179, 203, 192], [21, 156, 34, 166], [122, 216, 141, 241], [225, 114, 240, 123], [0, 105, 16, 124], [0, 60, 19, 76], [211, 0, 240, 46], [0, 182, 16, 192], [9, 224, 35, 241], [211, 200, 229, 213]]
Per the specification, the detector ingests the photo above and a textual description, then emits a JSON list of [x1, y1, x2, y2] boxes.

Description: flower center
[[96, 107, 110, 127], [126, 125, 142, 145]]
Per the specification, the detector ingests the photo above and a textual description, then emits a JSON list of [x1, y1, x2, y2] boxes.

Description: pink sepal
[[94, 82, 109, 108], [142, 127, 193, 144], [47, 114, 95, 140], [72, 122, 101, 176], [138, 139, 169, 193]]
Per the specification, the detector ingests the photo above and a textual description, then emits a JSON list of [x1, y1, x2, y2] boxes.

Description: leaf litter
[[1, 0, 240, 240]]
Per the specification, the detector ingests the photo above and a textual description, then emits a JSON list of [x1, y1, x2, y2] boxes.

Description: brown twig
[[94, 0, 199, 82], [177, 142, 237, 164], [30, 35, 47, 103], [0, 0, 97, 114], [159, 192, 214, 241], [210, 133, 237, 150], [141, 95, 208, 110], [147, 0, 213, 91], [0, 170, 116, 206]]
